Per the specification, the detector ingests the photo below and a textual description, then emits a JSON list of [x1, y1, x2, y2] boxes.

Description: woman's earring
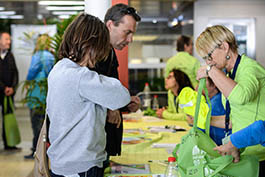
[[226, 55, 230, 60]]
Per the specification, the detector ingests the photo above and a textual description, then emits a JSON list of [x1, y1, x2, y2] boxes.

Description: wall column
[[84, 0, 111, 21]]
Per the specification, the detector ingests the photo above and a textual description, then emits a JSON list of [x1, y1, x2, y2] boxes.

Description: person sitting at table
[[156, 69, 193, 120], [214, 120, 265, 163], [191, 78, 232, 145], [178, 77, 232, 145]]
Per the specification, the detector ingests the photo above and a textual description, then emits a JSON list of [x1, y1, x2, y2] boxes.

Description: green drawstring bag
[[3, 96, 21, 146], [173, 78, 259, 177]]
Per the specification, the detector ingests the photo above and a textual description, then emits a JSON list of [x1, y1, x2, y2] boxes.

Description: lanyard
[[225, 55, 241, 132]]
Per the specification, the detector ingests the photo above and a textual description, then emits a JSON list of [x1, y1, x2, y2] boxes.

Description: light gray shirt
[[46, 58, 130, 175]]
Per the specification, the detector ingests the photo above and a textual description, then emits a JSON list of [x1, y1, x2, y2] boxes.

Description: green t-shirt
[[165, 51, 200, 88], [224, 55, 265, 160]]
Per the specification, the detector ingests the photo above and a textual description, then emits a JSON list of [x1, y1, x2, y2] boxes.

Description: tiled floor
[[0, 107, 34, 177]]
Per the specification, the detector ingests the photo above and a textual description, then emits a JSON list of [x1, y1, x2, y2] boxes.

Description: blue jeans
[[30, 109, 45, 152], [50, 166, 104, 177]]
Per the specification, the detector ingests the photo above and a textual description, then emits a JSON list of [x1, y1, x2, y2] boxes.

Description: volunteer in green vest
[[196, 25, 265, 177], [165, 36, 200, 120], [156, 69, 193, 120], [165, 35, 200, 88]]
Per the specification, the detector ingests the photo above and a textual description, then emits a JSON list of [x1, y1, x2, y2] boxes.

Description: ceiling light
[[0, 15, 8, 19], [37, 14, 43, 20], [58, 15, 70, 19], [133, 35, 158, 41], [170, 18, 178, 27], [178, 15, 184, 21], [39, 1, 84, 6], [152, 19, 157, 24], [9, 15, 24, 19], [0, 15, 23, 19], [52, 11, 79, 15], [46, 6, 84, 11], [0, 7, 5, 11], [0, 11, 16, 15]]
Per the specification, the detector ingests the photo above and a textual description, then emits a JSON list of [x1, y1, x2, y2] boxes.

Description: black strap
[[225, 55, 241, 132], [174, 96, 179, 113], [107, 49, 114, 76], [45, 113, 50, 143]]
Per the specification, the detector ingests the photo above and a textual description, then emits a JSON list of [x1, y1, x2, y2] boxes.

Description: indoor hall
[[0, 0, 265, 176]]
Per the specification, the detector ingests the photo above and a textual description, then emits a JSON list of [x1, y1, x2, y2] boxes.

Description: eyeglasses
[[202, 44, 221, 61], [122, 7, 141, 21]]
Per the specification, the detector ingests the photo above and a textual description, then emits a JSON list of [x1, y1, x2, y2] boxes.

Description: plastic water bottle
[[143, 82, 151, 110], [165, 157, 179, 177], [152, 95, 159, 110]]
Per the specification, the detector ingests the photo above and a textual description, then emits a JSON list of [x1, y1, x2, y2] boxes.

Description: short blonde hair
[[34, 34, 52, 53], [196, 25, 238, 58]]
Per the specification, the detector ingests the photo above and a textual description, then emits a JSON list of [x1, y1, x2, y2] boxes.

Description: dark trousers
[[50, 166, 104, 177], [29, 109, 45, 152], [259, 160, 265, 177], [1, 108, 8, 148]]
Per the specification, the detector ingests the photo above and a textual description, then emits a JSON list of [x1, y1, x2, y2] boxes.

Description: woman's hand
[[196, 65, 208, 81], [156, 107, 166, 118], [213, 140, 240, 163]]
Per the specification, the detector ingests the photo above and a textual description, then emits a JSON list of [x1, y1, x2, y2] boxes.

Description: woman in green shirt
[[156, 69, 193, 120], [196, 25, 265, 176]]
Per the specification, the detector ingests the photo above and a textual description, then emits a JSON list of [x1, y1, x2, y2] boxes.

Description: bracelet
[[206, 64, 214, 76]]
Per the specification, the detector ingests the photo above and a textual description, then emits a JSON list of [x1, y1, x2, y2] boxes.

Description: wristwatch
[[206, 64, 213, 76]]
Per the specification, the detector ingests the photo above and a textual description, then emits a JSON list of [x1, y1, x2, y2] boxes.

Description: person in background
[[196, 25, 265, 176], [93, 3, 141, 167], [156, 69, 193, 120], [165, 35, 200, 88], [186, 78, 232, 146], [0, 32, 19, 151], [214, 120, 265, 163], [46, 13, 131, 177], [24, 34, 55, 159], [164, 35, 200, 122]]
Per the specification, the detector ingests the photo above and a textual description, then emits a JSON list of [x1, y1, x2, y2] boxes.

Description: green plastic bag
[[3, 96, 21, 147], [173, 78, 259, 177]]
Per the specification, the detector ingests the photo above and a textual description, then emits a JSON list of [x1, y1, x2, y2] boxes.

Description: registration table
[[105, 113, 191, 176]]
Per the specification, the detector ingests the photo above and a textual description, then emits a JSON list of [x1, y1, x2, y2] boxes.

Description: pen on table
[[148, 160, 168, 166]]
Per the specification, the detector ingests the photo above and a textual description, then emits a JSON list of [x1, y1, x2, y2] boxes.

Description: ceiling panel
[[0, 0, 194, 43]]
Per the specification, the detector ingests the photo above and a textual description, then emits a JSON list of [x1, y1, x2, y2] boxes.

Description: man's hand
[[127, 96, 140, 112], [213, 140, 240, 163], [156, 107, 166, 118], [4, 87, 14, 96], [107, 110, 121, 128]]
